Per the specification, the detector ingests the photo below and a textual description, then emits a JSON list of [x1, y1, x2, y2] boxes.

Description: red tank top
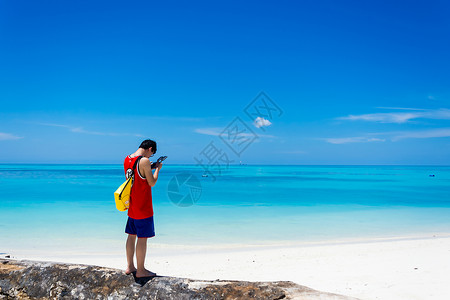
[[124, 156, 154, 219]]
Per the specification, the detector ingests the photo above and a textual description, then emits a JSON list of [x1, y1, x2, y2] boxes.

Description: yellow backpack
[[114, 156, 142, 211]]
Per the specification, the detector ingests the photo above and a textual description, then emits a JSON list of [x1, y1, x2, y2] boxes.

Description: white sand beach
[[5, 233, 450, 300]]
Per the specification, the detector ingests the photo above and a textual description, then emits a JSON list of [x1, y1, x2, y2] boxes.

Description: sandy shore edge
[[3, 234, 450, 300]]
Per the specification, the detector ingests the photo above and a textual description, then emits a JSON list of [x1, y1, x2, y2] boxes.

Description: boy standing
[[124, 139, 162, 278]]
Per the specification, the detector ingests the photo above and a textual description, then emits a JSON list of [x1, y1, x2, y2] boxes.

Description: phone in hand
[[151, 156, 167, 169]]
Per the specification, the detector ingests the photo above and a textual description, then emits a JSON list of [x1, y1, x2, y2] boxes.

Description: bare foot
[[136, 268, 156, 278], [125, 267, 137, 275]]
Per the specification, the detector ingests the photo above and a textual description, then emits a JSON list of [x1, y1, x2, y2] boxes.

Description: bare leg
[[136, 237, 156, 277], [125, 234, 137, 274]]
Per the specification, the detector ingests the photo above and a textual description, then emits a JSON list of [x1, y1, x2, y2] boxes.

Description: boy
[[124, 139, 162, 278]]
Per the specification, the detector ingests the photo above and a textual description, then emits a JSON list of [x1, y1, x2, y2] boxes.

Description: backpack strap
[[132, 156, 143, 182], [132, 155, 143, 171]]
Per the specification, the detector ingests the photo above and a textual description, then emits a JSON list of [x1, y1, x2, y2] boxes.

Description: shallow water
[[1, 164, 450, 253]]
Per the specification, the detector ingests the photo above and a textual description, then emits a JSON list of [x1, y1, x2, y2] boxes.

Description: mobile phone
[[151, 156, 167, 169]]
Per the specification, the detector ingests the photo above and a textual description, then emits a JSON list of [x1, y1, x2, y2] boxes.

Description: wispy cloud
[[150, 116, 215, 122], [0, 132, 23, 141], [194, 128, 223, 137], [328, 107, 450, 144], [324, 137, 386, 144], [338, 108, 450, 124], [280, 150, 307, 154], [195, 127, 276, 139], [339, 112, 421, 123], [375, 107, 426, 111], [324, 128, 450, 144], [390, 128, 450, 141], [38, 123, 144, 137]]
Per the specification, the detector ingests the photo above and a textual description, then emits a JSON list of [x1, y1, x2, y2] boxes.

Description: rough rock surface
[[0, 259, 357, 299]]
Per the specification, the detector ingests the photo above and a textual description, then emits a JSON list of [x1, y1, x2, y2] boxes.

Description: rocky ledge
[[0, 259, 357, 299]]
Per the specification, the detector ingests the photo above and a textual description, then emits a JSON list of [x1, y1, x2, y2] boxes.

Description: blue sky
[[1, 0, 449, 164]]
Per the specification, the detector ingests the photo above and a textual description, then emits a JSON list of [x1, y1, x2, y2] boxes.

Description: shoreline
[[4, 233, 450, 299], [5, 231, 450, 257]]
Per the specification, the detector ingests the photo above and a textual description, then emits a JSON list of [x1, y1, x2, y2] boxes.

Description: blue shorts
[[125, 216, 155, 238]]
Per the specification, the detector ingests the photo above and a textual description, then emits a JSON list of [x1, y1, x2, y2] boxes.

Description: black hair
[[139, 139, 157, 154]]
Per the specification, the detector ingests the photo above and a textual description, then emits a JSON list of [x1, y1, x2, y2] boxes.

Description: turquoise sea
[[1, 164, 450, 255]]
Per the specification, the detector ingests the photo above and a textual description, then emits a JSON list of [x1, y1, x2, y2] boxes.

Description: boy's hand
[[150, 161, 163, 170]]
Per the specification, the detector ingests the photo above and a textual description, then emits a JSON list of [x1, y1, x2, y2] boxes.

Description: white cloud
[[0, 132, 22, 141], [338, 108, 450, 124], [253, 117, 272, 128]]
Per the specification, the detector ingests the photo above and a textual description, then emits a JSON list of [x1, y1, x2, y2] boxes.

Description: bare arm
[[140, 157, 162, 187]]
